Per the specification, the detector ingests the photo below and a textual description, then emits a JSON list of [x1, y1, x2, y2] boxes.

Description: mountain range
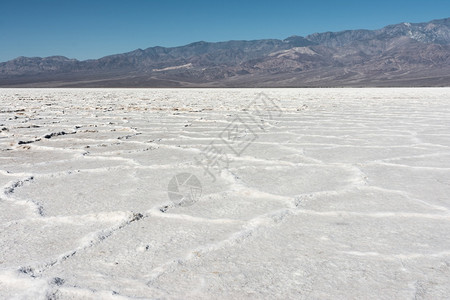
[[1, 17, 449, 87]]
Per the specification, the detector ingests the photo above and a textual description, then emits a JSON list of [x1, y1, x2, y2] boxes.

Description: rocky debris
[[18, 140, 39, 145], [4, 176, 34, 195], [44, 131, 76, 139], [50, 277, 65, 286]]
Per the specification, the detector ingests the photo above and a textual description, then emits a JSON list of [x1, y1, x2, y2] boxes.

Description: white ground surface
[[0, 88, 449, 299]]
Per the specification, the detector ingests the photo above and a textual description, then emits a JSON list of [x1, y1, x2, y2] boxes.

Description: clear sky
[[0, 0, 449, 62]]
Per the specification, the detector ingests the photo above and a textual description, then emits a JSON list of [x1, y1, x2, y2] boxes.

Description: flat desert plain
[[1, 88, 450, 299]]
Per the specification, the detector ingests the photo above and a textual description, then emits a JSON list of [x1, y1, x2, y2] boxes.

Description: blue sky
[[0, 0, 449, 62]]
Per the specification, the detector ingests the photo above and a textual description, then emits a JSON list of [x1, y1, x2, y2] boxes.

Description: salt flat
[[0, 88, 449, 299]]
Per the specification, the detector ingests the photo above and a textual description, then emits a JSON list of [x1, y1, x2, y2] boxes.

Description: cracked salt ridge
[[15, 127, 140, 147], [142, 168, 370, 284], [145, 208, 296, 285], [340, 250, 450, 260], [147, 203, 450, 286], [5, 211, 146, 298], [0, 270, 132, 300], [1, 176, 45, 216], [9, 205, 238, 298]]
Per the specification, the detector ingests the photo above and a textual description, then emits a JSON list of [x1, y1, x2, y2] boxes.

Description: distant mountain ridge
[[1, 17, 449, 87]]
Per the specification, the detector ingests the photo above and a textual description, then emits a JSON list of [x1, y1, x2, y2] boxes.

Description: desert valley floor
[[0, 88, 450, 299]]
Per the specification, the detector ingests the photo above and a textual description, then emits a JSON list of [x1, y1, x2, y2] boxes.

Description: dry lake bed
[[1, 88, 450, 299]]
